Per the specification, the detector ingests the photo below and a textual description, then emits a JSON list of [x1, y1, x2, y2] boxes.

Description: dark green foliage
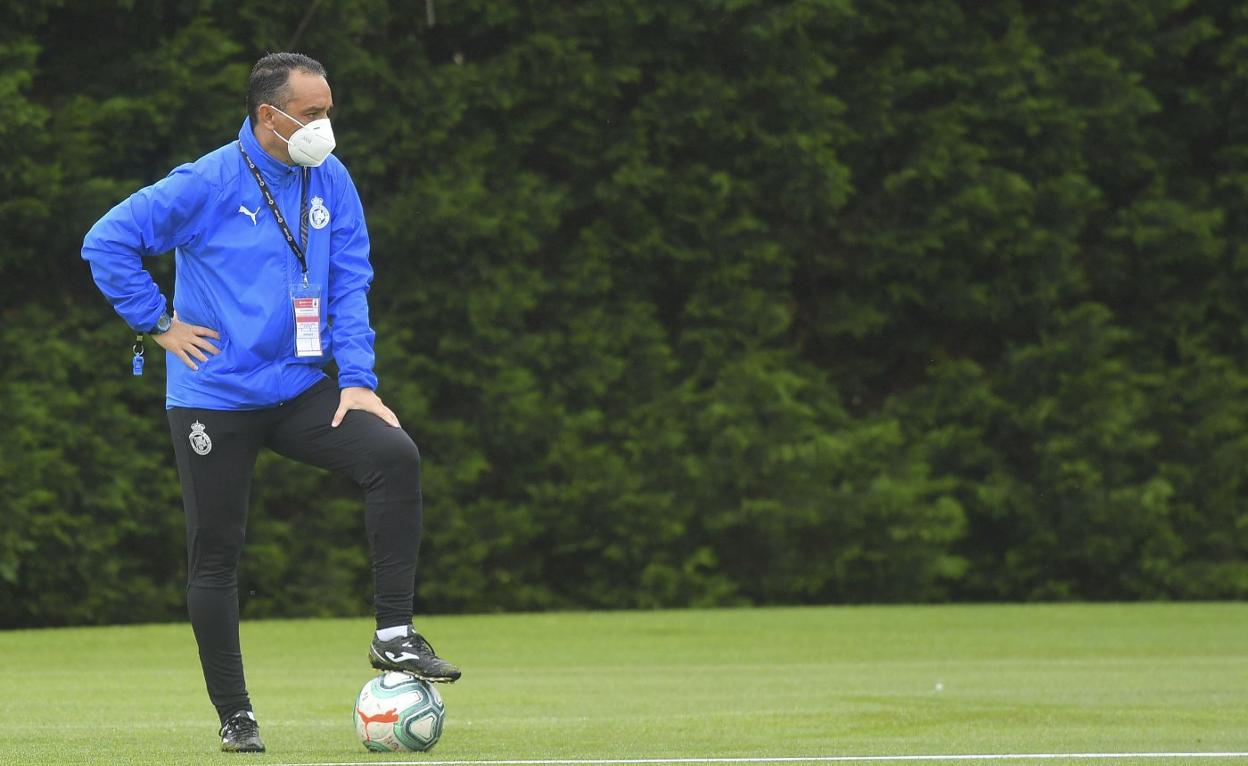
[[2, 0, 1245, 627]]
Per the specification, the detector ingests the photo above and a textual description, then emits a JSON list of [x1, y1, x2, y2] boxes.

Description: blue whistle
[[132, 354, 145, 376]]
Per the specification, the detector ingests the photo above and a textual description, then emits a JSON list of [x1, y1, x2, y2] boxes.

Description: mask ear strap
[[263, 105, 300, 146], [267, 104, 304, 127], [258, 103, 294, 130]]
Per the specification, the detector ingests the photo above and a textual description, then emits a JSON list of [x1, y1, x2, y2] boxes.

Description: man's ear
[[257, 104, 278, 131]]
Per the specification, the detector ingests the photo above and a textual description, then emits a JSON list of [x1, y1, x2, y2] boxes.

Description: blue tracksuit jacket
[[82, 119, 377, 409]]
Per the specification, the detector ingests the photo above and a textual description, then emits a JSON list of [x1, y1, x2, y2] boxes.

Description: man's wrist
[[149, 311, 172, 335]]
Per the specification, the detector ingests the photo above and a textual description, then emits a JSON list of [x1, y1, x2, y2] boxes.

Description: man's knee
[[187, 528, 246, 588], [359, 430, 421, 495]]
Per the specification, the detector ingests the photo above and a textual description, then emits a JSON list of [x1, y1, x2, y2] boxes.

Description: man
[[81, 52, 459, 754]]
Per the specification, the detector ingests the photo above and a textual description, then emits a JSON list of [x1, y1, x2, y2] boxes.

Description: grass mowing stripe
[[1, 604, 1245, 766]]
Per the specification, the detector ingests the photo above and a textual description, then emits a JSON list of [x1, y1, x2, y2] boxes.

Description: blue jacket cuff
[[338, 371, 378, 390]]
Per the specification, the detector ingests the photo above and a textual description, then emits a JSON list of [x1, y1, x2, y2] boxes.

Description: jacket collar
[[237, 118, 301, 185]]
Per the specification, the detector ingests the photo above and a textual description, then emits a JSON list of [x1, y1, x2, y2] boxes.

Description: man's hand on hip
[[153, 312, 221, 371], [333, 386, 400, 428]]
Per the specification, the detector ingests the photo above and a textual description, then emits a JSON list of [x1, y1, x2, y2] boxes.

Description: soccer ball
[[354, 672, 446, 752]]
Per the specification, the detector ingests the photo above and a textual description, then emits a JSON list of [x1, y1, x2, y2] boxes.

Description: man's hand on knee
[[332, 386, 400, 428]]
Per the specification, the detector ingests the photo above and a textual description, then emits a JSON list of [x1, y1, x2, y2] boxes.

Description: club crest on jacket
[[308, 196, 330, 230]]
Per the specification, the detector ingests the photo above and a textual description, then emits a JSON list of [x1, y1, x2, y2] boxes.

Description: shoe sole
[[221, 744, 265, 753], [369, 647, 461, 683]]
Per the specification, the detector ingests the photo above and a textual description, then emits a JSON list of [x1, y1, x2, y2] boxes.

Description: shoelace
[[400, 633, 435, 657], [220, 713, 259, 739]]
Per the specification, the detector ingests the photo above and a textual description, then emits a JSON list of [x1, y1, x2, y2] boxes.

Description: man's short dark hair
[[247, 52, 327, 126]]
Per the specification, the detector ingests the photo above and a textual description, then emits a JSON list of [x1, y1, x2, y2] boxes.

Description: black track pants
[[167, 377, 422, 721]]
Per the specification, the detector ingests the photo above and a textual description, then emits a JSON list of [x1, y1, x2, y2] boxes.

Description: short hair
[[246, 52, 327, 126]]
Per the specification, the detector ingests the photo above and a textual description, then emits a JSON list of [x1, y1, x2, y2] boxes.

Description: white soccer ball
[[355, 672, 446, 752]]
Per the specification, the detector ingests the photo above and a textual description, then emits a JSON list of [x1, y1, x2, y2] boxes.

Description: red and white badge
[[291, 282, 323, 357]]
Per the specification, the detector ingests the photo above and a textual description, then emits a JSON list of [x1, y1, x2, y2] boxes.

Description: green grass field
[[1, 604, 1246, 766]]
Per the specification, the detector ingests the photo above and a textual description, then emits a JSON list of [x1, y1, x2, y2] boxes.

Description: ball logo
[[357, 707, 399, 746], [308, 196, 330, 230], [189, 420, 213, 456]]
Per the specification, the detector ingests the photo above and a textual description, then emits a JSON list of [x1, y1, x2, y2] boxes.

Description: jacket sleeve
[[328, 168, 378, 390], [81, 165, 212, 332]]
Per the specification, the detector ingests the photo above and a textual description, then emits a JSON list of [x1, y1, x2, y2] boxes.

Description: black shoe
[[370, 627, 462, 683], [219, 710, 265, 753]]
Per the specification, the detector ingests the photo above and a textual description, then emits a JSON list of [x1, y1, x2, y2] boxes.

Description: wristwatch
[[150, 312, 173, 335]]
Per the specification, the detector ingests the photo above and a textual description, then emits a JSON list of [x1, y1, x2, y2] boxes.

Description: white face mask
[[266, 105, 335, 167]]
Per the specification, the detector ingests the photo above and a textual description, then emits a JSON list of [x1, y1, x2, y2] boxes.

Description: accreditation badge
[[291, 281, 324, 358]]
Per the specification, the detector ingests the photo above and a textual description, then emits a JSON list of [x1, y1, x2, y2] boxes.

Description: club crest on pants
[[189, 420, 213, 456]]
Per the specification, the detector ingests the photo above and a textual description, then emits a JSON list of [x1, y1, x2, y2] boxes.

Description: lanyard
[[238, 142, 310, 281]]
